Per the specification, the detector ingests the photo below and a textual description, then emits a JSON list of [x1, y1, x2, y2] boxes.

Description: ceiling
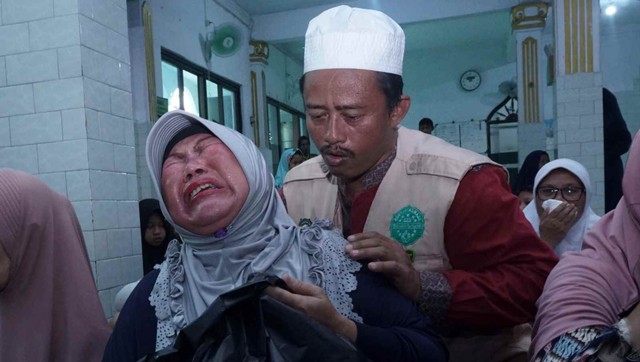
[[234, 0, 356, 16], [271, 9, 513, 66], [234, 0, 640, 65], [600, 0, 640, 26]]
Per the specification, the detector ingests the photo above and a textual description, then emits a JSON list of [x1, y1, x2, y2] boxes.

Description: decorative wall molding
[[250, 40, 269, 64], [512, 2, 550, 30], [522, 37, 541, 122]]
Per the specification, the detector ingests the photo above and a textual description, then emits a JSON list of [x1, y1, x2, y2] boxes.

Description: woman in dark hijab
[[513, 150, 550, 209], [139, 199, 173, 275]]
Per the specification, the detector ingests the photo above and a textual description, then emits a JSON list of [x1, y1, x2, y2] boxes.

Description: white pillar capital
[[511, 2, 550, 31]]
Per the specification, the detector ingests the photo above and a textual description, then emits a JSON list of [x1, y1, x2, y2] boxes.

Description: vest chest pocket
[[413, 253, 447, 272]]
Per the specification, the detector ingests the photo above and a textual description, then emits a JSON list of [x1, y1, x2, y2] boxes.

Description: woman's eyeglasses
[[537, 186, 585, 202]]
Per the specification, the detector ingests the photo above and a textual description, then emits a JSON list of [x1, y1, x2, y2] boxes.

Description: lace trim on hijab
[[149, 239, 185, 351], [303, 219, 363, 323], [150, 220, 363, 351]]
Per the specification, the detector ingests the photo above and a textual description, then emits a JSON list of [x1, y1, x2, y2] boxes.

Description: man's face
[[303, 69, 408, 183], [299, 139, 311, 156], [517, 190, 533, 209], [288, 154, 303, 169], [161, 133, 249, 235], [419, 123, 433, 134]]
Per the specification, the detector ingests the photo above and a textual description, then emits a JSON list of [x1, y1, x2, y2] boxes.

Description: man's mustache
[[320, 145, 354, 158]]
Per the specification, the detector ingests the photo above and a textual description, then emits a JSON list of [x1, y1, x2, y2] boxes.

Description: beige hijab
[[0, 169, 109, 361]]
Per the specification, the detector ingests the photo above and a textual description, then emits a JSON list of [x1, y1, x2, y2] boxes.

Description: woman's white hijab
[[523, 158, 600, 255]]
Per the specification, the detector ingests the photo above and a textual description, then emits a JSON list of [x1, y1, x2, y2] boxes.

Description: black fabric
[[603, 88, 632, 213], [103, 269, 160, 361], [139, 199, 173, 275], [102, 267, 447, 362], [142, 274, 368, 362], [162, 123, 212, 163], [513, 150, 548, 195]]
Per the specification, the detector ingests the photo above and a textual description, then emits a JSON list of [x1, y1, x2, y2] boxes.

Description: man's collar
[[337, 147, 397, 198]]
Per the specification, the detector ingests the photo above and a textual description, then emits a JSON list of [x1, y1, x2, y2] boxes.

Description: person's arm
[[351, 267, 447, 362], [423, 165, 558, 328], [102, 271, 159, 362], [268, 271, 447, 362]]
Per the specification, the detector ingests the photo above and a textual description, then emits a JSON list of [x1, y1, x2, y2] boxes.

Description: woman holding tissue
[[523, 159, 600, 256], [531, 131, 640, 361]]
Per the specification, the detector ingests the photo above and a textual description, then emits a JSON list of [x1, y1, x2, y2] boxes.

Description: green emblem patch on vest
[[298, 218, 312, 227], [390, 206, 425, 246]]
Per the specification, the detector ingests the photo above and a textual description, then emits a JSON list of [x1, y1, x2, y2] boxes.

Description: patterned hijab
[[531, 131, 640, 357], [0, 169, 110, 361], [146, 110, 361, 349], [523, 158, 600, 255]]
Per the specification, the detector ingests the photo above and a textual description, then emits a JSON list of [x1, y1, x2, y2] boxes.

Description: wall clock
[[460, 70, 481, 92]]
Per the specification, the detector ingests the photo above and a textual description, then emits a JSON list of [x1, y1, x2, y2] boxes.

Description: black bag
[[141, 274, 369, 362]]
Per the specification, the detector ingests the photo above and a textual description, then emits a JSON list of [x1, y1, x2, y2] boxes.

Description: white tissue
[[542, 199, 564, 212]]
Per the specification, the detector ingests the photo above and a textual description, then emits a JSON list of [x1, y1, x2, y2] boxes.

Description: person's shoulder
[[397, 127, 495, 180], [398, 126, 491, 163], [284, 155, 326, 183], [134, 269, 161, 300]]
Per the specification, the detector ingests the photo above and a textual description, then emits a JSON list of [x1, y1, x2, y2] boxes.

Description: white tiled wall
[[0, 118, 10, 146], [0, 0, 140, 317], [29, 16, 81, 50], [6, 49, 58, 84], [0, 84, 35, 117], [34, 77, 85, 111], [135, 121, 156, 199], [555, 73, 605, 214]]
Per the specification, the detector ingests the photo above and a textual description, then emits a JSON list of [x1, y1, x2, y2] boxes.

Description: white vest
[[284, 127, 530, 362], [283, 126, 497, 271]]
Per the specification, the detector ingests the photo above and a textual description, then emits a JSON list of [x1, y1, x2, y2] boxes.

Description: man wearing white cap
[[283, 5, 558, 361]]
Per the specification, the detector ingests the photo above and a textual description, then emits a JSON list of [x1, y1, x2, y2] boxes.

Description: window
[[266, 98, 306, 172], [161, 49, 241, 131]]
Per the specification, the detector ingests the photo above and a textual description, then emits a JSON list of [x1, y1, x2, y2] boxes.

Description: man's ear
[[390, 95, 411, 127]]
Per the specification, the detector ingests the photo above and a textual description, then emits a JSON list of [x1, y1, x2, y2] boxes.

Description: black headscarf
[[513, 150, 549, 195], [139, 198, 174, 275]]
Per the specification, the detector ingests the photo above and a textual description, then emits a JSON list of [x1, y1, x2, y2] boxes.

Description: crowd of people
[[0, 5, 636, 362]]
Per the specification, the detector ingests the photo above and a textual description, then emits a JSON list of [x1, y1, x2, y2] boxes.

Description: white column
[[554, 0, 604, 214], [512, 2, 550, 164], [249, 40, 274, 172]]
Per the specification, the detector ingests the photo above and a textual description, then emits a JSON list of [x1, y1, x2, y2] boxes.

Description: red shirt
[[348, 165, 558, 329]]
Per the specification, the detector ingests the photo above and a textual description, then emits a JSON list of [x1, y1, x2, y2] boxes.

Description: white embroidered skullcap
[[303, 5, 405, 75]]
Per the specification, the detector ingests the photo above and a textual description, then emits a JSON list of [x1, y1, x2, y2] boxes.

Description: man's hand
[[346, 232, 421, 302], [539, 202, 580, 247], [266, 274, 357, 342]]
